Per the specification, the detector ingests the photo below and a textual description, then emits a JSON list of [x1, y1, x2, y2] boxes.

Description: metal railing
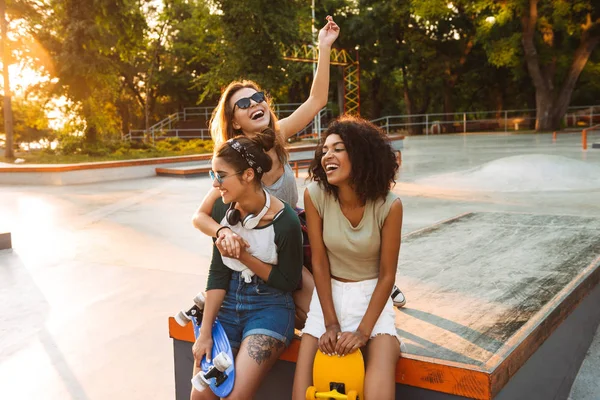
[[124, 128, 211, 142], [128, 104, 600, 142], [371, 105, 600, 135], [129, 103, 314, 143], [581, 123, 600, 150]]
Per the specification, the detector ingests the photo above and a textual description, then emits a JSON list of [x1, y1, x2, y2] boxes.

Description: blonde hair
[[209, 80, 288, 165]]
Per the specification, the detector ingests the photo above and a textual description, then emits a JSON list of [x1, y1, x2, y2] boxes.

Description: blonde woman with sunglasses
[[192, 16, 340, 329]]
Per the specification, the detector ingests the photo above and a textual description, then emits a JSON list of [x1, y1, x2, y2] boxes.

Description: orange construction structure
[[281, 45, 360, 116]]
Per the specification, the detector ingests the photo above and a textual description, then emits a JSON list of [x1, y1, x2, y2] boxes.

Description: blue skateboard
[[175, 293, 235, 397]]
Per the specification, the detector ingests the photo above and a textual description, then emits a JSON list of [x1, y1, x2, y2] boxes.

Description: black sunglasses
[[233, 92, 266, 110]]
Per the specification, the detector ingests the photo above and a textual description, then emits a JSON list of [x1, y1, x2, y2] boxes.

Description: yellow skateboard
[[306, 349, 365, 400]]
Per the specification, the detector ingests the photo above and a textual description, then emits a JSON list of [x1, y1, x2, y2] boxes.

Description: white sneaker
[[391, 285, 406, 308]]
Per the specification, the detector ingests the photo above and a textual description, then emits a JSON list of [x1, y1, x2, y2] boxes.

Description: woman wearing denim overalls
[[191, 133, 303, 400]]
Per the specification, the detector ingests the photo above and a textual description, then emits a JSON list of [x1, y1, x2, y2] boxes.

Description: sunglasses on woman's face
[[209, 170, 242, 184], [233, 92, 266, 110]]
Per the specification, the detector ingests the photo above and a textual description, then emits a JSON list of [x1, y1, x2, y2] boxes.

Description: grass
[[0, 148, 213, 165], [1, 138, 319, 165]]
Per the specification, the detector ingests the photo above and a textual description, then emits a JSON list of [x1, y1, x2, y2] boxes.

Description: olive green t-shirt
[[306, 181, 398, 281]]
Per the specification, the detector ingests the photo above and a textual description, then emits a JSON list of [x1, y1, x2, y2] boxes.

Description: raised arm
[[278, 16, 339, 140]]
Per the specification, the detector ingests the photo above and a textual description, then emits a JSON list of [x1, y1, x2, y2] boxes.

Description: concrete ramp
[[169, 212, 600, 399], [416, 155, 600, 192], [395, 212, 600, 398]]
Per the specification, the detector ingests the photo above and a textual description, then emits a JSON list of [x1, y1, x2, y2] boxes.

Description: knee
[[225, 393, 247, 400], [364, 382, 396, 400], [190, 389, 202, 400], [190, 387, 215, 400]]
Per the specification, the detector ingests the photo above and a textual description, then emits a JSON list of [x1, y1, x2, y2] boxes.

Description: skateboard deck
[[175, 294, 235, 397], [307, 349, 365, 400], [192, 317, 235, 397]]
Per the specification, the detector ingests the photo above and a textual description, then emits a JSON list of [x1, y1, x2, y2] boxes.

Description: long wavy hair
[[309, 115, 399, 204], [209, 80, 287, 165]]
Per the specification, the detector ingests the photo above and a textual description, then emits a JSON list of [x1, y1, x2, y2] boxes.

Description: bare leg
[[363, 335, 400, 400], [293, 266, 315, 330], [291, 334, 319, 400], [190, 362, 219, 400], [225, 334, 286, 400]]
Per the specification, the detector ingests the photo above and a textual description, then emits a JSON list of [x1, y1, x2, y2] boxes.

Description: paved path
[[0, 132, 598, 399]]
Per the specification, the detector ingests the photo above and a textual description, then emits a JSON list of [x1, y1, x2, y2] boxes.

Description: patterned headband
[[227, 139, 264, 174]]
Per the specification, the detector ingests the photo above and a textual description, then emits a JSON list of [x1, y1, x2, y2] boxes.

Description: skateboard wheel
[[174, 310, 191, 327], [347, 390, 358, 400], [190, 372, 209, 392], [193, 292, 205, 309], [305, 386, 317, 400], [213, 352, 232, 372]]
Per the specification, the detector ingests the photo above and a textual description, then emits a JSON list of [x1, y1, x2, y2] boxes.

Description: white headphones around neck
[[225, 188, 270, 229]]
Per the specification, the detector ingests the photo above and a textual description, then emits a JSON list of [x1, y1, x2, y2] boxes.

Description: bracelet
[[215, 226, 231, 238]]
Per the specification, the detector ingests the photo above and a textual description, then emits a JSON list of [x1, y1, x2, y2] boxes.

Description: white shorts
[[302, 278, 401, 345]]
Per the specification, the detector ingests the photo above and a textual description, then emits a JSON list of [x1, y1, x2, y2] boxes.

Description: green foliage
[[36, 0, 148, 142], [0, 97, 54, 145], [485, 34, 523, 68], [55, 132, 212, 160], [9, 0, 600, 142], [56, 131, 85, 155], [190, 0, 309, 103]]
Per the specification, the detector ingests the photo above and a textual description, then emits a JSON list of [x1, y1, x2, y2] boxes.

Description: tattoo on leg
[[246, 335, 285, 365]]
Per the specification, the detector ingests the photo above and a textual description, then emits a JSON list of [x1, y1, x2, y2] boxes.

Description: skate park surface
[[1, 131, 599, 399]]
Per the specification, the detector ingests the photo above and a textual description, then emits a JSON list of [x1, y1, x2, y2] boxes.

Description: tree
[[334, 0, 448, 130], [0, 0, 13, 158], [478, 0, 600, 131], [411, 1, 479, 131], [0, 96, 52, 146], [196, 0, 308, 101], [156, 0, 224, 108], [36, 0, 147, 143]]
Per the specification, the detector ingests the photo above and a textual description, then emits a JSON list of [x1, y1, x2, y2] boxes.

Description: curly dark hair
[[308, 115, 398, 203]]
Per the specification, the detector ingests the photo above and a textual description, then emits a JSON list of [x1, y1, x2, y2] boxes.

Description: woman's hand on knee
[[318, 324, 341, 356], [192, 335, 213, 367], [334, 330, 368, 356]]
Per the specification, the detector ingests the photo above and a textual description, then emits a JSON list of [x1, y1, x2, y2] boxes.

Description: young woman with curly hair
[[292, 116, 404, 400]]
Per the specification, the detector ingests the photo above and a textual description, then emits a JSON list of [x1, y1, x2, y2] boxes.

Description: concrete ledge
[[0, 231, 11, 250], [0, 137, 403, 185], [169, 270, 600, 400], [156, 165, 211, 178], [0, 154, 212, 173], [168, 212, 600, 399], [0, 154, 212, 185]]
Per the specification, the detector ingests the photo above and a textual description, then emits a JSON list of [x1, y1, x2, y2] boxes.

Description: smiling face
[[320, 134, 352, 186], [229, 87, 271, 136], [211, 156, 252, 204]]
